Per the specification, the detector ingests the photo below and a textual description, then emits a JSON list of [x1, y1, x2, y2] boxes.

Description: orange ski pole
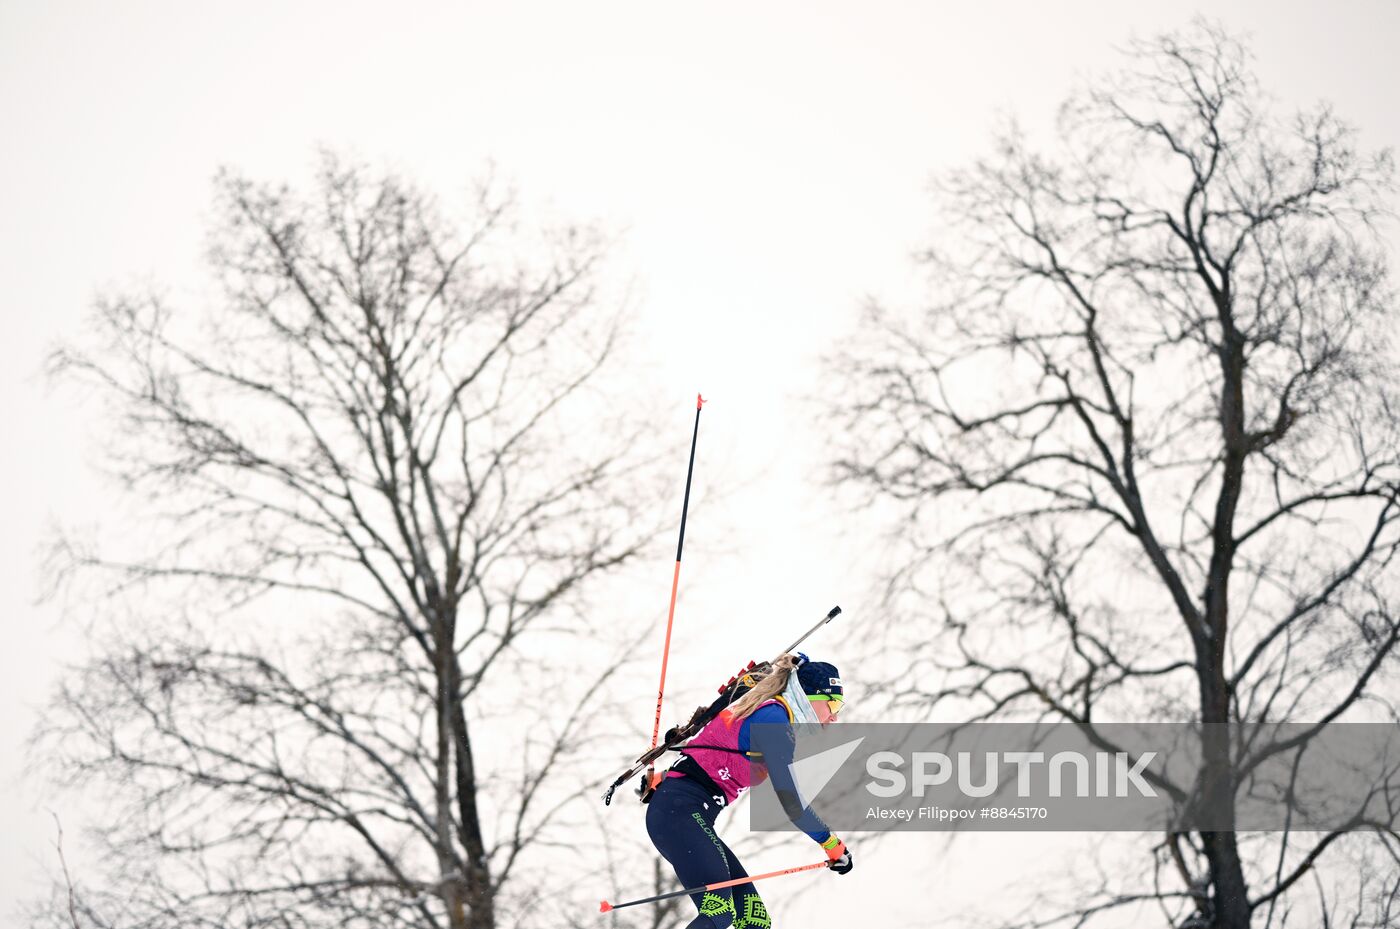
[[600, 860, 829, 913], [645, 393, 706, 791]]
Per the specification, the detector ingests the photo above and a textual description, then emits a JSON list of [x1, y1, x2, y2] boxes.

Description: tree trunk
[[452, 661, 496, 929], [1198, 670, 1252, 929], [1199, 327, 1252, 929], [436, 634, 470, 929]]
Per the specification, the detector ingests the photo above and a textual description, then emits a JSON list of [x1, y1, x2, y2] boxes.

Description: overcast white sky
[[2, 2, 1398, 926]]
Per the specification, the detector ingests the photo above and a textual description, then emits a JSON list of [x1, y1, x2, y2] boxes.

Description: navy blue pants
[[645, 775, 771, 928]]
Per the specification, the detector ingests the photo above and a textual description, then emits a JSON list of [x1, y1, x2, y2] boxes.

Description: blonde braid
[[726, 653, 801, 720]]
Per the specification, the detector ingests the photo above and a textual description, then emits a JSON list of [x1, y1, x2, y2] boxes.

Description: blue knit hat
[[794, 653, 843, 697]]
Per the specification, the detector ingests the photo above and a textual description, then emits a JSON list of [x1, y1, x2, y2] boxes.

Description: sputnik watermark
[[865, 750, 1157, 798], [748, 723, 1400, 832]]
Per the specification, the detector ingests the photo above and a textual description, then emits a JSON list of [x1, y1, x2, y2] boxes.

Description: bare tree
[[37, 154, 666, 929], [831, 23, 1399, 929]]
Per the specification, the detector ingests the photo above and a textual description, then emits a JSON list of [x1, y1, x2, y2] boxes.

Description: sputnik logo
[[788, 736, 866, 801]]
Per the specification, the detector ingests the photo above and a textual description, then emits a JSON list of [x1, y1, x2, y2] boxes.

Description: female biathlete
[[645, 653, 853, 928]]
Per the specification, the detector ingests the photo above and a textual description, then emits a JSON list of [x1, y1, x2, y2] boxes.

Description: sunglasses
[[808, 694, 845, 716]]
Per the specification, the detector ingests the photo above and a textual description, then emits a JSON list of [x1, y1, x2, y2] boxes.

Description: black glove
[[636, 770, 662, 804], [824, 838, 854, 875]]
